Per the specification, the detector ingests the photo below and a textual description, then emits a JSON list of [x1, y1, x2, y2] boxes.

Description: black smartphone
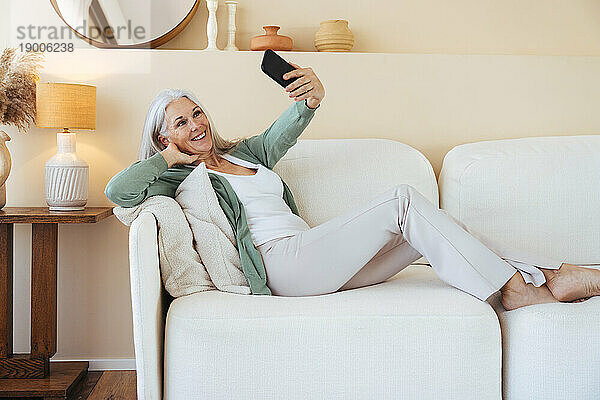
[[260, 49, 299, 88]]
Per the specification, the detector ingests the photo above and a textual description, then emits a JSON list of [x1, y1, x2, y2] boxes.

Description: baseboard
[[50, 358, 136, 371]]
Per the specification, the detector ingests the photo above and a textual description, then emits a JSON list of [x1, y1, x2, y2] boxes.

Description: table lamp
[[35, 82, 96, 211]]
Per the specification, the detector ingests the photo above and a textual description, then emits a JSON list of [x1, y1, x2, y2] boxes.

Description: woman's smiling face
[[158, 97, 213, 155]]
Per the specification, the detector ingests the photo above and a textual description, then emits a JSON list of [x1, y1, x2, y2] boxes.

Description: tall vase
[[205, 0, 219, 51], [224, 1, 239, 51], [0, 131, 12, 209], [314, 19, 354, 52]]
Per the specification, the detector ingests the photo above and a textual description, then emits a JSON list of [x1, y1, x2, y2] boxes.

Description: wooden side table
[[0, 207, 113, 399]]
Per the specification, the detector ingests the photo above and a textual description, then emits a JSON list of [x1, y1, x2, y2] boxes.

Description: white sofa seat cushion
[[164, 265, 502, 400], [489, 292, 600, 400]]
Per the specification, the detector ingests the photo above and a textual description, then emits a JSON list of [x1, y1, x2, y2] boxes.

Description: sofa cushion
[[489, 292, 600, 400], [164, 265, 502, 400], [439, 135, 600, 265]]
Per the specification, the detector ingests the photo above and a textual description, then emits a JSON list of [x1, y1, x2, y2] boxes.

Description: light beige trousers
[[257, 184, 564, 301]]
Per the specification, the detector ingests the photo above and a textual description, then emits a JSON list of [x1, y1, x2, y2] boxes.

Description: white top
[[202, 154, 310, 246]]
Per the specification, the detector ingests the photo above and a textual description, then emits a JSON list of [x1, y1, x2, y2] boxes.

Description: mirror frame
[[49, 0, 199, 49]]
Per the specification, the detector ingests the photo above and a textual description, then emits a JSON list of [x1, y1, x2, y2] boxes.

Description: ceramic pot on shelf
[[314, 19, 354, 52], [0, 131, 11, 209], [250, 26, 293, 51]]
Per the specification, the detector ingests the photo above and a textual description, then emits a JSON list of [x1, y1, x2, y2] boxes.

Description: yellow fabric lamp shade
[[36, 83, 96, 130], [35, 82, 97, 211]]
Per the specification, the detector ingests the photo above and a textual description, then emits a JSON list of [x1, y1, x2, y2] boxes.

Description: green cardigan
[[105, 99, 319, 295]]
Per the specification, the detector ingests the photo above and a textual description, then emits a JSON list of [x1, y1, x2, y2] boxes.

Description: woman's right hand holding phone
[[283, 62, 325, 109]]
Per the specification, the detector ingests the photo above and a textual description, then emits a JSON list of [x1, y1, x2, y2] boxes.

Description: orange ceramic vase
[[250, 26, 293, 51]]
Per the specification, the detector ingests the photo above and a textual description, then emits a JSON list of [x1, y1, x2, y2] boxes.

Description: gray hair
[[139, 88, 242, 160]]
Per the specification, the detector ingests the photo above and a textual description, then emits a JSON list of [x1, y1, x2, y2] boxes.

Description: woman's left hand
[[283, 63, 325, 109]]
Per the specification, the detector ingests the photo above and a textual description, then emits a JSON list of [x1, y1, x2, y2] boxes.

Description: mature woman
[[105, 63, 600, 310]]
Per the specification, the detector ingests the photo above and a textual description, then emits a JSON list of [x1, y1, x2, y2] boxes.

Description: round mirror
[[50, 0, 199, 48]]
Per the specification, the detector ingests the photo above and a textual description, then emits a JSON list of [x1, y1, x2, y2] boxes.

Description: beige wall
[[2, 0, 600, 362]]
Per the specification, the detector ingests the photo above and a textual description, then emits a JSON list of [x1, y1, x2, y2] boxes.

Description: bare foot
[[500, 272, 559, 311], [542, 263, 600, 302]]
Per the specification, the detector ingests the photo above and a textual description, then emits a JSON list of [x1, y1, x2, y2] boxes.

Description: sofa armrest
[[129, 211, 170, 400]]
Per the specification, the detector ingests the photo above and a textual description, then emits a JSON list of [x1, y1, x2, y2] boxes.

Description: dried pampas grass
[[0, 48, 44, 133]]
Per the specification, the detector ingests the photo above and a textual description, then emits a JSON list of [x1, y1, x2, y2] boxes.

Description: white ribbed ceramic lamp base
[[45, 131, 89, 211], [45, 165, 88, 211]]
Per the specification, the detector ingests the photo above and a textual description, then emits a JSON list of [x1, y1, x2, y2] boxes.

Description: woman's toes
[[570, 297, 590, 303]]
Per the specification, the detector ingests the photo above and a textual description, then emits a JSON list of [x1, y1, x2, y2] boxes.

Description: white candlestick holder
[[224, 1, 239, 51], [205, 0, 219, 51]]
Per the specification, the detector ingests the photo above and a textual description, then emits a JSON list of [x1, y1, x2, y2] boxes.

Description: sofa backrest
[[439, 135, 600, 265], [274, 138, 438, 227]]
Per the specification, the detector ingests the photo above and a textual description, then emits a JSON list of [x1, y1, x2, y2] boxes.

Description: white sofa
[[128, 136, 599, 400], [439, 135, 600, 400]]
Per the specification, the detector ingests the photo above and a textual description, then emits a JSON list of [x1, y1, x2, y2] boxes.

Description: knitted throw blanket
[[113, 162, 251, 297]]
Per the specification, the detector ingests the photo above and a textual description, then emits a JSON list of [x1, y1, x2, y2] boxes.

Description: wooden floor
[[70, 370, 137, 400]]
